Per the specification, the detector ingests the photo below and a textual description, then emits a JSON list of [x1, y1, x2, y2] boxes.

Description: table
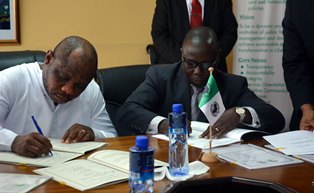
[[0, 136, 313, 193]]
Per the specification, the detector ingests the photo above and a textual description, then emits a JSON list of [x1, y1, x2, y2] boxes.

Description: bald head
[[53, 36, 98, 70], [182, 27, 220, 57]]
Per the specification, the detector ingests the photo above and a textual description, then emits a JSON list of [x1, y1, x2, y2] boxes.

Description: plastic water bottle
[[129, 136, 154, 193], [168, 103, 189, 176]]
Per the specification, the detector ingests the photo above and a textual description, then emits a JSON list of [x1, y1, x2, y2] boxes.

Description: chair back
[[0, 50, 46, 71], [146, 44, 163, 64], [96, 64, 151, 136]]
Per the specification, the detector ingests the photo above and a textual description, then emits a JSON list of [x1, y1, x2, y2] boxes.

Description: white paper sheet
[[0, 173, 51, 193], [263, 130, 314, 155]]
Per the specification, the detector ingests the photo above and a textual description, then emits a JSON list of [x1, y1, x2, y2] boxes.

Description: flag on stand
[[198, 73, 225, 125]]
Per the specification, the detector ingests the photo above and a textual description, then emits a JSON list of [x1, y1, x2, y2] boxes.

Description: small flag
[[198, 73, 225, 124]]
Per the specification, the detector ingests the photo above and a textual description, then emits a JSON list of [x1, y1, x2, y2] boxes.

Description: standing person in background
[[282, 0, 314, 131], [151, 0, 238, 73], [0, 36, 117, 157]]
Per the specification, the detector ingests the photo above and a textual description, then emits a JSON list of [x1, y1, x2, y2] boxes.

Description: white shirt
[[186, 0, 205, 22], [0, 63, 117, 151]]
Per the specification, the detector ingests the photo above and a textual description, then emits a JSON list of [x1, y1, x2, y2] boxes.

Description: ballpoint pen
[[31, 115, 53, 156]]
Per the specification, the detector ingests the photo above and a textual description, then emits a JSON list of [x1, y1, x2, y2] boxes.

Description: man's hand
[[200, 107, 245, 138], [158, 119, 192, 136], [62, 123, 95, 144], [300, 104, 314, 131], [11, 133, 52, 158]]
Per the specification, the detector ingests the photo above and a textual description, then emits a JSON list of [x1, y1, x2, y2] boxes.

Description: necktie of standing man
[[190, 0, 202, 28]]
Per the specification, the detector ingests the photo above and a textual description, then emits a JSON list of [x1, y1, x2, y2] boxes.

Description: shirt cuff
[[92, 127, 117, 139], [146, 116, 167, 134], [0, 128, 18, 151], [243, 107, 261, 128]]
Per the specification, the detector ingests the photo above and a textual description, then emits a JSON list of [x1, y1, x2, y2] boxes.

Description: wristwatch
[[235, 107, 246, 122]]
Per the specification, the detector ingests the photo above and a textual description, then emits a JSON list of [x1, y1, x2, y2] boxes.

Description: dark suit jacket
[[282, 0, 314, 130], [116, 63, 285, 134], [151, 0, 238, 72]]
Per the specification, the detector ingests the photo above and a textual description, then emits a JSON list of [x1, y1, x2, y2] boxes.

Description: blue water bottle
[[129, 136, 154, 193], [168, 103, 189, 176]]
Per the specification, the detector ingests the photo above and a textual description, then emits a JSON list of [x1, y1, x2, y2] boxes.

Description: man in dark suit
[[151, 0, 238, 73], [282, 0, 314, 131], [117, 27, 284, 137]]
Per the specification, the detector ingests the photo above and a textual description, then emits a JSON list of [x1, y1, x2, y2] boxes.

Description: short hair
[[53, 36, 98, 67]]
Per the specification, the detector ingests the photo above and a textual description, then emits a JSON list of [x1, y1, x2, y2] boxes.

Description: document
[[87, 150, 168, 173], [263, 130, 314, 155], [154, 121, 268, 149], [264, 144, 314, 164], [0, 151, 82, 167], [0, 173, 51, 193], [294, 154, 314, 164], [50, 139, 106, 154], [0, 140, 106, 167], [34, 150, 168, 191], [212, 144, 303, 169]]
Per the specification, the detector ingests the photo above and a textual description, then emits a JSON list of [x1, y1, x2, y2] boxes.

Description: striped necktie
[[191, 86, 204, 121]]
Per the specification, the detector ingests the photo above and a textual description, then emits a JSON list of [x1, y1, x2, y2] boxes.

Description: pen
[[31, 115, 53, 156]]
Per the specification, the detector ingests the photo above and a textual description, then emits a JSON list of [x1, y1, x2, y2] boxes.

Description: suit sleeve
[[217, 0, 238, 59], [282, 0, 314, 109], [234, 77, 285, 134], [151, 0, 182, 63], [116, 67, 165, 134]]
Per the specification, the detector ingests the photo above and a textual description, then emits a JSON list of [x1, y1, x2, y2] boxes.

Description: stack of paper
[[263, 130, 314, 164], [263, 130, 314, 155]]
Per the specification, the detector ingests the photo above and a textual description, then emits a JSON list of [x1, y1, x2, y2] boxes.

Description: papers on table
[[0, 140, 107, 167], [0, 151, 83, 167], [265, 144, 314, 164], [294, 154, 314, 164], [212, 144, 303, 169], [33, 150, 169, 191], [34, 159, 129, 191], [154, 121, 268, 149], [50, 139, 106, 154], [263, 130, 314, 155], [0, 173, 51, 193]]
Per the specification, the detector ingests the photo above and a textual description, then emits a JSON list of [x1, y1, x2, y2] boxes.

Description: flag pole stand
[[200, 125, 220, 163], [200, 151, 219, 163]]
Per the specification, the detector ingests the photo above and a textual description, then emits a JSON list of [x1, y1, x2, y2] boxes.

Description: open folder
[[0, 140, 106, 167], [34, 150, 168, 191], [154, 121, 269, 149]]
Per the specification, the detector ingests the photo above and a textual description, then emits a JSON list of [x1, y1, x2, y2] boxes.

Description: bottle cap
[[136, 136, 149, 149], [172, 103, 183, 113]]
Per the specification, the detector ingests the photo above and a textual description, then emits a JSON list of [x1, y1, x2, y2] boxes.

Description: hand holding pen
[[31, 116, 53, 156], [11, 131, 53, 158]]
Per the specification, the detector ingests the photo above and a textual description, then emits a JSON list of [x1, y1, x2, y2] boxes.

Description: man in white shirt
[[0, 36, 117, 157]]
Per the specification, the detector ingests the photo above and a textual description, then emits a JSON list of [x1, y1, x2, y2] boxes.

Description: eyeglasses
[[182, 58, 216, 70]]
